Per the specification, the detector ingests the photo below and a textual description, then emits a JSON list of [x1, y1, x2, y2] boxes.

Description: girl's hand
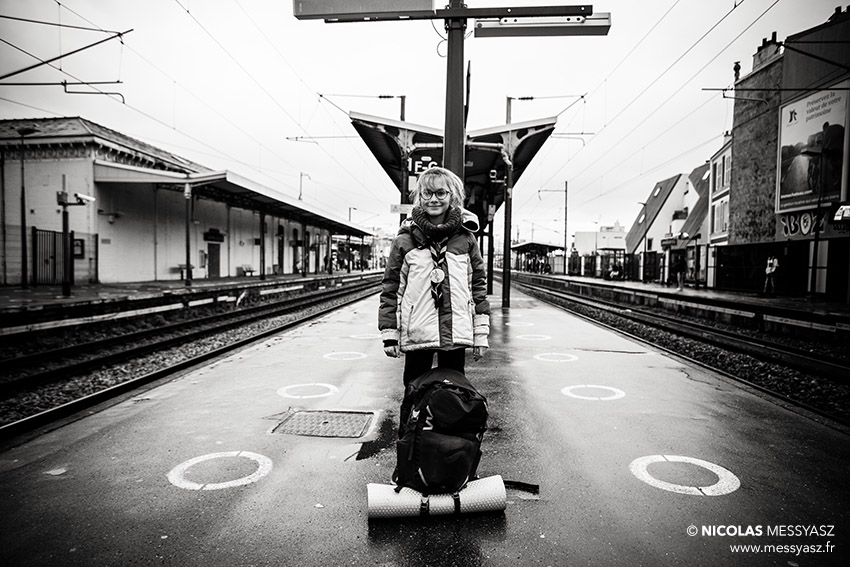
[[473, 346, 487, 361], [383, 345, 400, 358]]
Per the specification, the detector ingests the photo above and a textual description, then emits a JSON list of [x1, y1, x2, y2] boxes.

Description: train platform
[[1, 284, 847, 566], [521, 273, 850, 316], [0, 270, 382, 332], [507, 272, 850, 337], [0, 269, 382, 313], [1, 270, 848, 317]]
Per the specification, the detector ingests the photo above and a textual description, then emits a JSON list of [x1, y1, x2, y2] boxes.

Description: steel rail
[[0, 280, 379, 396], [513, 280, 849, 428], [514, 281, 849, 383], [0, 284, 379, 442]]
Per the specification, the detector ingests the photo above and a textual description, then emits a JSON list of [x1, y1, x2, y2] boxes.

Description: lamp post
[[638, 202, 648, 282], [17, 125, 38, 288], [538, 181, 568, 274], [347, 207, 357, 273], [593, 220, 599, 278], [56, 177, 94, 296], [298, 172, 310, 200], [809, 146, 825, 296]]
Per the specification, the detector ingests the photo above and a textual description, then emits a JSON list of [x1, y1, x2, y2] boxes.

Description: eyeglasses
[[421, 189, 450, 200]]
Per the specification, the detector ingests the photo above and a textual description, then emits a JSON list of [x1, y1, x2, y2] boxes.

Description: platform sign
[[474, 13, 611, 37], [391, 204, 414, 215], [293, 1, 434, 20]]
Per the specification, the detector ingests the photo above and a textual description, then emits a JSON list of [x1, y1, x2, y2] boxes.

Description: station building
[[0, 117, 372, 288]]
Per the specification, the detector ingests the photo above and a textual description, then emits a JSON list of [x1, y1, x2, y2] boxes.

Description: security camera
[[74, 193, 96, 204]]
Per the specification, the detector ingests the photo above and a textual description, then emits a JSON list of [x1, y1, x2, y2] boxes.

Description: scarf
[[411, 206, 462, 309]]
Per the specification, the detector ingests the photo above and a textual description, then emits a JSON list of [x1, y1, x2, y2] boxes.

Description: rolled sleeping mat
[[367, 475, 507, 519]]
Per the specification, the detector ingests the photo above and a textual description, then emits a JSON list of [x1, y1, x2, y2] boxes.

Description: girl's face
[[420, 182, 451, 222]]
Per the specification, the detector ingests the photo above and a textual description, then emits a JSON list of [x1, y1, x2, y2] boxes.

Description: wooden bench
[[239, 264, 256, 277]]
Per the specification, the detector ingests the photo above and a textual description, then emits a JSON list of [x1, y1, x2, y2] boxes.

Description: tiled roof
[[0, 116, 208, 173], [624, 174, 681, 254]]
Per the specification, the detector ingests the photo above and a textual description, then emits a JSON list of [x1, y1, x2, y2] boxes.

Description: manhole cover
[[272, 411, 373, 438]]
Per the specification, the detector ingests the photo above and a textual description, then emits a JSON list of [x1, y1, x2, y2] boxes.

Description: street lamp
[[592, 220, 599, 278], [638, 201, 648, 282], [56, 178, 95, 296], [347, 207, 357, 274], [538, 181, 568, 274], [298, 172, 310, 200], [17, 124, 39, 288]]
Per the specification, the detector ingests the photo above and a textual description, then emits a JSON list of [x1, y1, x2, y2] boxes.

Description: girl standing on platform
[[378, 167, 490, 429]]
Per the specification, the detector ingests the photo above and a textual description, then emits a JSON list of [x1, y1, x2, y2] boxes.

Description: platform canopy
[[511, 240, 565, 255], [349, 111, 557, 231], [94, 160, 372, 238]]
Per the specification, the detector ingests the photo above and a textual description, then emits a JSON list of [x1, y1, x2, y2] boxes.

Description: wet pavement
[[0, 285, 848, 566]]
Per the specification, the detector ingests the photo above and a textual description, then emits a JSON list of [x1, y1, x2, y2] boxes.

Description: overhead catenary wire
[[45, 0, 391, 210], [541, 0, 756, 190], [530, 0, 782, 226], [178, 0, 393, 206], [564, 0, 781, 189], [230, 0, 395, 206]]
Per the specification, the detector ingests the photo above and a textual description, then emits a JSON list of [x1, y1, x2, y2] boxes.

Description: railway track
[[512, 279, 850, 427], [0, 278, 380, 441]]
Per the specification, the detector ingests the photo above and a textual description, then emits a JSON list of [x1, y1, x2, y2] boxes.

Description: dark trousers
[[399, 348, 466, 435]]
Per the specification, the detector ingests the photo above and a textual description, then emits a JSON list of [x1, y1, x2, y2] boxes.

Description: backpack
[[395, 367, 488, 495]]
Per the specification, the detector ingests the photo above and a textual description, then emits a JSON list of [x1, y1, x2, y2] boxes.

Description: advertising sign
[[776, 79, 848, 213]]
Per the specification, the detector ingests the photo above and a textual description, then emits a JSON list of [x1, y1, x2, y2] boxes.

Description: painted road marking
[[535, 353, 578, 362], [167, 451, 273, 491], [322, 351, 367, 360], [505, 322, 534, 326], [277, 383, 339, 399], [561, 384, 625, 400], [516, 334, 551, 340], [629, 455, 740, 496]]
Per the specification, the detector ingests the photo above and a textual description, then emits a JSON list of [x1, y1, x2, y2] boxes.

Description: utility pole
[[294, 2, 610, 306], [443, 0, 467, 176], [16, 125, 38, 288], [56, 176, 94, 297]]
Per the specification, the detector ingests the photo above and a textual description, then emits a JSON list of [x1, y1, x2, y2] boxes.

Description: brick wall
[[729, 57, 783, 245]]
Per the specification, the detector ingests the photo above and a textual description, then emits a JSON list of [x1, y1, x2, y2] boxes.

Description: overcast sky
[[0, 0, 838, 244]]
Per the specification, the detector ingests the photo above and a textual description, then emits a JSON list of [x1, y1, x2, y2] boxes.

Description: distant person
[[764, 256, 779, 296], [378, 167, 491, 436], [672, 256, 685, 291]]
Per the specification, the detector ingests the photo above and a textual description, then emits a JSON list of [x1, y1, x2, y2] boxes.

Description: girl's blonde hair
[[411, 166, 465, 209]]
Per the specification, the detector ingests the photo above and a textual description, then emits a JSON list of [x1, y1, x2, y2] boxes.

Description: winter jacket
[[379, 209, 490, 352]]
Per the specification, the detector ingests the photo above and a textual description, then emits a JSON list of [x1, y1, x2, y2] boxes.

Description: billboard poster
[[776, 79, 847, 213]]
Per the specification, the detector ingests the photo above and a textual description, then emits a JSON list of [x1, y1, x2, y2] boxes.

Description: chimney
[[752, 31, 779, 72]]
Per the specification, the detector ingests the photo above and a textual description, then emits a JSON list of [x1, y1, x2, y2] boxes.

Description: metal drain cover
[[273, 410, 373, 438]]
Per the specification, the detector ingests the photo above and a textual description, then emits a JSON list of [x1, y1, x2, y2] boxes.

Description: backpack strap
[[503, 480, 540, 494]]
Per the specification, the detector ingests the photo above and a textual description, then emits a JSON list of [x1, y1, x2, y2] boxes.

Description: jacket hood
[[461, 208, 480, 233]]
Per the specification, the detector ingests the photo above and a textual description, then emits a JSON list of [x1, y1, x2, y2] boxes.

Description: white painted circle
[[322, 351, 367, 360], [350, 333, 381, 339], [561, 384, 625, 400], [535, 353, 578, 363], [505, 321, 534, 327], [167, 451, 273, 491], [277, 383, 339, 399], [516, 334, 551, 341], [629, 455, 741, 496]]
